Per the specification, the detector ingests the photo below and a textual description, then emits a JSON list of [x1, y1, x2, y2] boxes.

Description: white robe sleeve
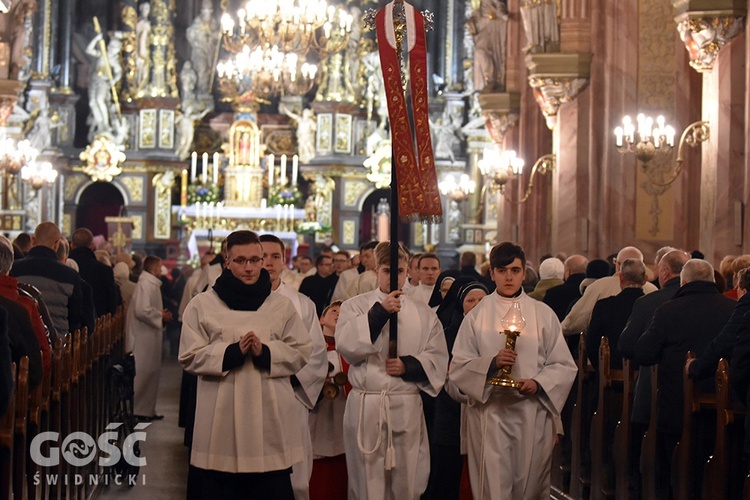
[[449, 312, 497, 403], [531, 310, 577, 415], [267, 305, 312, 378], [410, 310, 448, 397], [133, 284, 162, 329], [179, 299, 232, 377], [335, 297, 380, 365], [293, 295, 328, 409]]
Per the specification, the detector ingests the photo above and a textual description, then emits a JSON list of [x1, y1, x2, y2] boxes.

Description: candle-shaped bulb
[[614, 126, 624, 147]]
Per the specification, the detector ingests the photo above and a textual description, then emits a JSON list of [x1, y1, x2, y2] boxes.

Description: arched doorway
[[360, 189, 411, 245], [76, 182, 125, 237]]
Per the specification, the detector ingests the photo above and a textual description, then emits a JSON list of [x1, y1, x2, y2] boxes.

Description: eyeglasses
[[333, 259, 348, 264], [231, 256, 264, 267]]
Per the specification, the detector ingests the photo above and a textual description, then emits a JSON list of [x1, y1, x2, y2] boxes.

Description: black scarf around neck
[[212, 267, 272, 311]]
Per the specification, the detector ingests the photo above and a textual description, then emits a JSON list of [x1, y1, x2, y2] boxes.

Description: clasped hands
[[239, 331, 263, 357], [494, 348, 538, 395]]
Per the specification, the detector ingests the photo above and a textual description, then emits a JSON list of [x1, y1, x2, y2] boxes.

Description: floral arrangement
[[188, 183, 221, 205], [268, 184, 302, 207], [296, 221, 332, 234]]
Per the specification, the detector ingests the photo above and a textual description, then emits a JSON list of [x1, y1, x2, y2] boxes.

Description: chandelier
[[439, 174, 476, 202], [478, 147, 555, 205], [217, 45, 318, 103], [21, 161, 58, 190], [615, 114, 709, 187], [220, 1, 353, 58], [0, 138, 39, 176]]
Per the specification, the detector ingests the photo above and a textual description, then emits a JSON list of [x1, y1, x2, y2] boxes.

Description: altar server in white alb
[[179, 230, 312, 499], [336, 241, 448, 499], [260, 234, 328, 500], [450, 242, 577, 500]]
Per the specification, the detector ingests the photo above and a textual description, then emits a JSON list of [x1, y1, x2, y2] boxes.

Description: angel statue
[[280, 103, 317, 164]]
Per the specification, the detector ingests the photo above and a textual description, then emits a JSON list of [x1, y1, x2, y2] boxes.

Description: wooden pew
[[612, 358, 636, 500], [640, 365, 659, 500], [0, 362, 16, 500], [590, 337, 623, 500], [26, 375, 43, 500], [12, 357, 29, 500], [47, 339, 63, 500], [703, 358, 745, 499], [570, 332, 591, 498]]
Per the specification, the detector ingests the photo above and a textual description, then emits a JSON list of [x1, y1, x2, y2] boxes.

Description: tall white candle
[[268, 154, 275, 186], [213, 153, 220, 184], [202, 153, 208, 184], [276, 204, 281, 229], [261, 198, 267, 210], [292, 155, 298, 187], [191, 152, 197, 183], [280, 154, 287, 185]]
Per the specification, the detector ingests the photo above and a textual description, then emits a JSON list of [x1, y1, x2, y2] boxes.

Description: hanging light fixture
[[21, 161, 58, 190], [0, 138, 39, 176], [439, 174, 476, 203]]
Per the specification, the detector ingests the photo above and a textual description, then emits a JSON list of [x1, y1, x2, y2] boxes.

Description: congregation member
[[299, 254, 339, 317], [343, 240, 379, 299], [180, 230, 311, 499], [561, 246, 657, 335], [450, 242, 576, 499], [543, 254, 588, 321], [402, 252, 422, 293], [336, 241, 448, 499], [260, 234, 328, 499], [309, 301, 348, 500], [635, 258, 735, 498], [0, 307, 10, 416], [329, 251, 354, 301], [127, 255, 172, 420], [12, 222, 85, 336], [528, 256, 564, 301], [407, 252, 441, 304], [69, 227, 119, 317]]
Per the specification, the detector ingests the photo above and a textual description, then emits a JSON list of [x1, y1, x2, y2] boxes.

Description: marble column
[[57, 0, 74, 90]]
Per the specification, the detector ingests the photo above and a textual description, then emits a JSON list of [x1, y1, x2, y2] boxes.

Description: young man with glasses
[[180, 230, 312, 499]]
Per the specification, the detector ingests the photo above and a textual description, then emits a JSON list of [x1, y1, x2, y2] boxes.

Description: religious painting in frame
[[475, 229, 484, 243], [158, 110, 175, 149], [139, 109, 157, 149], [316, 113, 333, 154], [465, 228, 474, 243], [334, 114, 353, 154]]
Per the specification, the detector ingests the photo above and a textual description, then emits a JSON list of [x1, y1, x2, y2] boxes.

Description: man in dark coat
[[635, 259, 736, 497], [299, 254, 338, 317], [544, 254, 588, 321], [69, 227, 118, 318]]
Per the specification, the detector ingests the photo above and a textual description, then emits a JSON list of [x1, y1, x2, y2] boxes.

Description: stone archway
[[75, 182, 125, 237]]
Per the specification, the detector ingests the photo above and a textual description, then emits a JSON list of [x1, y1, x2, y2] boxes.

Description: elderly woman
[[114, 261, 136, 306]]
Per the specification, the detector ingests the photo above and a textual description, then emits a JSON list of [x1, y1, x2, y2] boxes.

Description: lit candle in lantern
[[213, 153, 220, 185], [292, 155, 298, 187], [191, 152, 197, 183], [181, 169, 188, 207], [202, 153, 208, 184], [280, 154, 287, 185], [268, 154, 275, 186]]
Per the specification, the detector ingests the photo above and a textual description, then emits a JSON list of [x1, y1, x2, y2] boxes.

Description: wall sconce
[[477, 147, 556, 204], [439, 173, 476, 203], [614, 114, 709, 186]]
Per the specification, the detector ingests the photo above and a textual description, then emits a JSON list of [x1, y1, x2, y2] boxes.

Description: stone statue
[[431, 116, 459, 162], [86, 31, 123, 142], [186, 1, 218, 96], [175, 99, 212, 160], [280, 103, 317, 164], [520, 0, 559, 54], [135, 2, 151, 94], [467, 0, 508, 93], [27, 108, 59, 153], [180, 61, 198, 104], [361, 51, 388, 130]]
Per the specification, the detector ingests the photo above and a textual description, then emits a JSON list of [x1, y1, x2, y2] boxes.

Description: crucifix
[[365, 0, 442, 358]]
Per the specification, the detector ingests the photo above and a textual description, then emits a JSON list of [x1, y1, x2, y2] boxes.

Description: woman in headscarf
[[426, 279, 489, 499]]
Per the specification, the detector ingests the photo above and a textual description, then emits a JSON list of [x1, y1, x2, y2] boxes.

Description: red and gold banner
[[375, 1, 442, 222]]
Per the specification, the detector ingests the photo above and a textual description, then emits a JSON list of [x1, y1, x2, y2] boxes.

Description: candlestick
[[202, 153, 208, 184], [276, 205, 281, 230], [268, 154, 275, 186], [280, 154, 287, 185], [292, 155, 298, 187], [213, 153, 220, 185], [181, 169, 188, 207], [191, 152, 197, 183]]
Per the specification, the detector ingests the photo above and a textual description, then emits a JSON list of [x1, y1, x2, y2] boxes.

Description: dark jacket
[[635, 281, 736, 434], [12, 246, 85, 335], [729, 313, 750, 455], [68, 246, 118, 318], [0, 307, 10, 416], [689, 292, 750, 380], [0, 295, 42, 390], [299, 273, 339, 317], [543, 273, 585, 321], [618, 277, 681, 424], [587, 287, 644, 371]]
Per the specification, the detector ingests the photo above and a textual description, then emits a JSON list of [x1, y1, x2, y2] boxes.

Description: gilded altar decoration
[[223, 119, 263, 207], [528, 75, 588, 129], [316, 114, 333, 153], [120, 176, 144, 202], [675, 16, 744, 73], [334, 114, 352, 154], [80, 134, 127, 182], [344, 180, 368, 207], [229, 119, 261, 167], [159, 109, 174, 149], [342, 219, 356, 245], [139, 109, 156, 148]]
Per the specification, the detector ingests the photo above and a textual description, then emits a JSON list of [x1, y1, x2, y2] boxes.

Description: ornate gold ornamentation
[[64, 174, 85, 201], [121, 4, 138, 101], [342, 219, 356, 245], [159, 109, 174, 149], [62, 213, 72, 236], [317, 113, 333, 152], [153, 180, 172, 239], [139, 109, 157, 148], [527, 76, 588, 129], [334, 114, 353, 154], [79, 135, 127, 182], [344, 180, 368, 207], [675, 16, 744, 73], [263, 129, 295, 156], [132, 214, 143, 240], [120, 176, 144, 202], [482, 111, 519, 146]]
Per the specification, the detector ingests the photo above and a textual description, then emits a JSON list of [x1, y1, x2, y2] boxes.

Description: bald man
[[12, 222, 86, 335], [561, 246, 657, 335], [543, 254, 589, 321]]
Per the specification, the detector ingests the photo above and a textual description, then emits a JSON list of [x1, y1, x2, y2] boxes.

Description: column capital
[[525, 52, 590, 129]]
